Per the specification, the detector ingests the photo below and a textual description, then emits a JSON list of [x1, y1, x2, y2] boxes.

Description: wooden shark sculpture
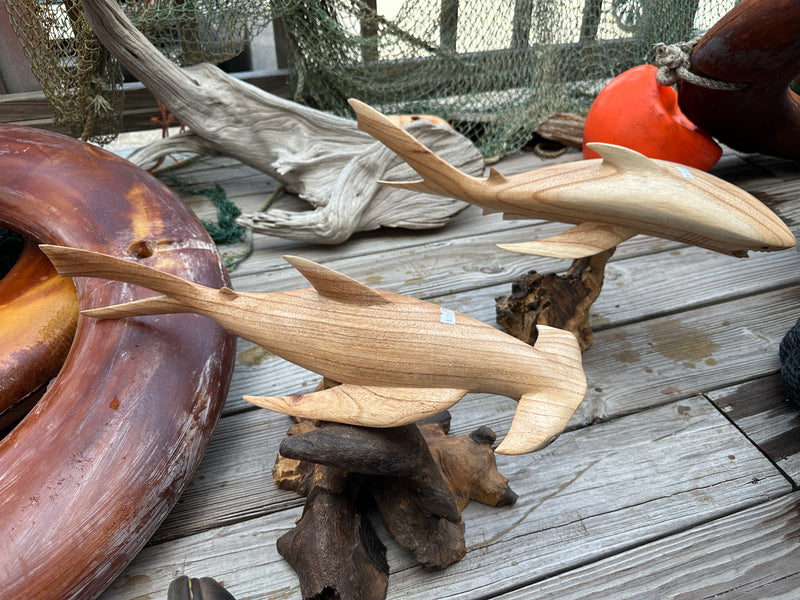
[[349, 99, 797, 259], [40, 244, 587, 455]]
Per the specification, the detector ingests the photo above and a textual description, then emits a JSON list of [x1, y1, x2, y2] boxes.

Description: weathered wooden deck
[[98, 145, 800, 600]]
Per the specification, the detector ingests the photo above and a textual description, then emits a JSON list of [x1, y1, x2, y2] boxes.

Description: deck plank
[[99, 397, 790, 600], [496, 491, 800, 600], [576, 284, 799, 424], [708, 374, 800, 484]]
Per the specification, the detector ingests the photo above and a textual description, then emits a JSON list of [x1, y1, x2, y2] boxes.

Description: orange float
[[583, 64, 721, 171]]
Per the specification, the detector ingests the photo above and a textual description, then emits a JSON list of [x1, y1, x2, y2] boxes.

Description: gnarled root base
[[495, 249, 614, 352], [277, 468, 390, 600], [273, 405, 517, 599]]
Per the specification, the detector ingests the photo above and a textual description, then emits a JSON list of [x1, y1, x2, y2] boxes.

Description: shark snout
[[760, 225, 797, 252]]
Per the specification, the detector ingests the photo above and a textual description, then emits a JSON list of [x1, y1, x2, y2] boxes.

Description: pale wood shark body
[[349, 99, 796, 259], [41, 245, 587, 455]]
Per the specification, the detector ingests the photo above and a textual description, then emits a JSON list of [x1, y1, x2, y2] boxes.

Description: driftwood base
[[273, 407, 517, 600], [495, 249, 614, 352], [276, 467, 390, 600]]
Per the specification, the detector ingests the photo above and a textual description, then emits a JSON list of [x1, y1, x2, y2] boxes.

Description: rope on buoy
[[780, 317, 800, 409], [654, 37, 749, 90]]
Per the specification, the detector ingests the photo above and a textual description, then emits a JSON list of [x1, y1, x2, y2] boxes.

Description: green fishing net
[[2, 0, 270, 142], [270, 0, 737, 158], [4, 0, 736, 156], [2, 0, 125, 142]]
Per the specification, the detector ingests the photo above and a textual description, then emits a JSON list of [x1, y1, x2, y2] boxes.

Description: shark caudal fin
[[349, 98, 490, 199], [80, 295, 191, 319], [40, 244, 208, 308], [495, 325, 587, 455]]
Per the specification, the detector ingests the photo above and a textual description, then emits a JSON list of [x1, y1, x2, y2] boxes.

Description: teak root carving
[[273, 404, 517, 599], [495, 249, 614, 352]]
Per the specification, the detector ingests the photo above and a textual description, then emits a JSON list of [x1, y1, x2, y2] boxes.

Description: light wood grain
[[350, 99, 797, 258], [87, 143, 800, 599], [42, 245, 587, 455], [150, 284, 800, 545], [81, 0, 486, 245], [220, 282, 800, 422]]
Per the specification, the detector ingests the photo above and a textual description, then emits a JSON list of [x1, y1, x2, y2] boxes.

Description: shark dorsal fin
[[586, 142, 666, 174], [487, 167, 509, 186], [283, 255, 390, 305]]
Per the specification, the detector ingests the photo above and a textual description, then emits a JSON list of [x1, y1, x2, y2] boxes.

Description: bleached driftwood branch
[[81, 0, 484, 244]]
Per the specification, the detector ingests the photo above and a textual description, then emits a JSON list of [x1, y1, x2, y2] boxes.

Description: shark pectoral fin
[[496, 325, 587, 455], [496, 222, 637, 258], [81, 295, 190, 319], [282, 255, 391, 305], [244, 384, 468, 427]]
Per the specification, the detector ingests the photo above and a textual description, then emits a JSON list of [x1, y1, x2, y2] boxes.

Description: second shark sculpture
[[349, 99, 796, 259], [40, 244, 587, 455]]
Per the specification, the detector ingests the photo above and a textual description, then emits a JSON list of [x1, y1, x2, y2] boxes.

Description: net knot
[[654, 37, 747, 90]]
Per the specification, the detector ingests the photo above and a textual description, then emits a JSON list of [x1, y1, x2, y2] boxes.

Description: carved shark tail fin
[[495, 325, 587, 455], [348, 98, 488, 199], [81, 296, 191, 320], [40, 245, 208, 313]]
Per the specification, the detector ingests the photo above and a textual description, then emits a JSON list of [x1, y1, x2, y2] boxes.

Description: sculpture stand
[[495, 249, 614, 352], [273, 382, 517, 599]]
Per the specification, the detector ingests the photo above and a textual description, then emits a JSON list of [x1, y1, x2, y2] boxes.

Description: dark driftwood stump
[[495, 249, 614, 352], [273, 405, 517, 599], [276, 467, 390, 600]]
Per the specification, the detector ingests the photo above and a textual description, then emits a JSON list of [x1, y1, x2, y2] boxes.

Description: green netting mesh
[[4, 0, 736, 156], [2, 0, 269, 142], [124, 0, 268, 66], [270, 0, 737, 158], [2, 0, 124, 143]]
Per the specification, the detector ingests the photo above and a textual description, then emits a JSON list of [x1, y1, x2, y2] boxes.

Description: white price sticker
[[440, 307, 456, 324]]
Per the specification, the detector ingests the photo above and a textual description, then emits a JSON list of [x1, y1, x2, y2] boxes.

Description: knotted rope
[[654, 37, 748, 90], [780, 317, 800, 409]]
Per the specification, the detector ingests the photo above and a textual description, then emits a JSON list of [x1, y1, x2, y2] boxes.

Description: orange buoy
[[583, 64, 721, 170]]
